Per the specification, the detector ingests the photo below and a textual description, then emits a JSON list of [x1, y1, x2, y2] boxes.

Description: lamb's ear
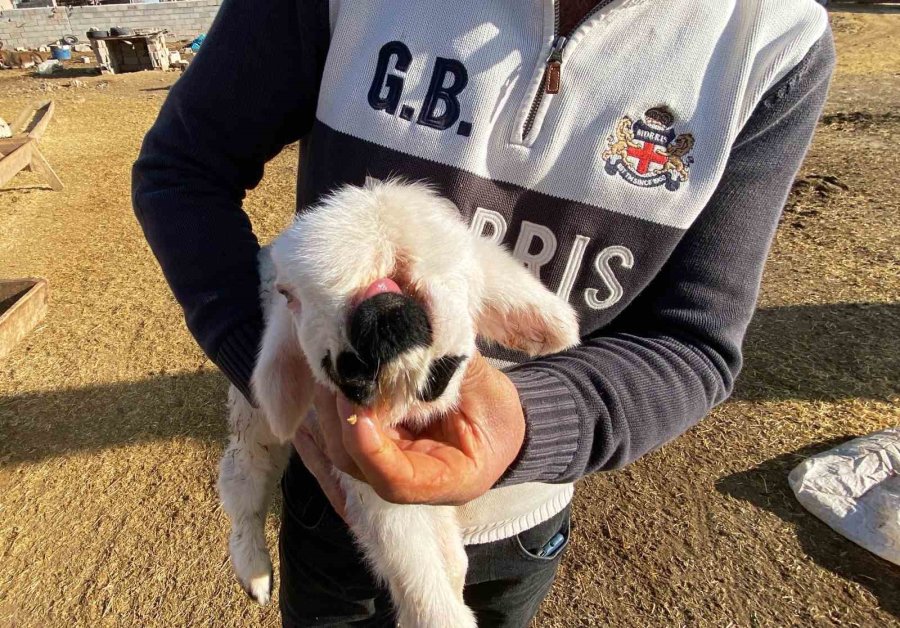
[[251, 300, 315, 442], [474, 238, 580, 356]]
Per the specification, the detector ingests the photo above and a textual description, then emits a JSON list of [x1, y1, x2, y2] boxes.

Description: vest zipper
[[520, 0, 618, 142]]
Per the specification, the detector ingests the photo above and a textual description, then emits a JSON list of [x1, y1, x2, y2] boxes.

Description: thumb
[[334, 397, 393, 456], [341, 412, 387, 457], [340, 409, 414, 502]]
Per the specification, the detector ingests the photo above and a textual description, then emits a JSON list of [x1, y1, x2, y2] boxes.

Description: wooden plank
[[26, 101, 54, 142], [28, 145, 64, 191], [0, 137, 29, 154], [0, 141, 32, 189], [9, 105, 33, 136], [94, 32, 164, 42], [0, 278, 48, 361], [0, 280, 36, 302], [8, 100, 53, 139], [1, 101, 60, 190]]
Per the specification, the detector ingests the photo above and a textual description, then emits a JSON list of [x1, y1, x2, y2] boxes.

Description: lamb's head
[[252, 179, 579, 441]]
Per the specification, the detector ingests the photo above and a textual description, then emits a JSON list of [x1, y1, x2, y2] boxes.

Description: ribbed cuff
[[498, 368, 583, 486], [215, 317, 264, 404]]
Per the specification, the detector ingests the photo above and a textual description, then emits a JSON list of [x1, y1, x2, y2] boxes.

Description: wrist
[[497, 367, 582, 486], [216, 316, 264, 403]]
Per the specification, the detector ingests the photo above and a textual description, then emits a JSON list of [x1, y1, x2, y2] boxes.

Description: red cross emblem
[[626, 141, 668, 175], [604, 108, 694, 192]]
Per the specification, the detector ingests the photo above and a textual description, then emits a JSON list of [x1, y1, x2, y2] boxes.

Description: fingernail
[[355, 416, 382, 450]]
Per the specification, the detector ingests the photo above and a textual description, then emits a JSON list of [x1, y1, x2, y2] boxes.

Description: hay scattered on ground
[[1, 9, 898, 627]]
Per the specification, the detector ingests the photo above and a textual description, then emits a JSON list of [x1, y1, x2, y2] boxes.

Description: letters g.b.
[[367, 41, 473, 137]]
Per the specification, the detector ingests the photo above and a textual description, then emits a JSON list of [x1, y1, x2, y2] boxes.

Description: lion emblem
[[660, 133, 695, 182], [601, 116, 639, 163]]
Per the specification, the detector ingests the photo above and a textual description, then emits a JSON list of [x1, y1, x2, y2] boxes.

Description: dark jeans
[[279, 454, 571, 627]]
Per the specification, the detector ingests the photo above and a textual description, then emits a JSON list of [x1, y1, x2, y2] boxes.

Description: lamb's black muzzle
[[349, 292, 432, 363], [330, 292, 432, 406]]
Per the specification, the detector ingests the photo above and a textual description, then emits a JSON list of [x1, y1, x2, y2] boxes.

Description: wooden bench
[[0, 100, 63, 191], [0, 278, 48, 360]]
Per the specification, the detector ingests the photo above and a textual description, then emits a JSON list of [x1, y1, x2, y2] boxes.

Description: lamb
[[218, 178, 579, 627]]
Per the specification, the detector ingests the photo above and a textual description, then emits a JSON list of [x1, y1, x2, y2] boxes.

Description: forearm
[[132, 0, 329, 397], [133, 137, 265, 397], [500, 31, 836, 485]]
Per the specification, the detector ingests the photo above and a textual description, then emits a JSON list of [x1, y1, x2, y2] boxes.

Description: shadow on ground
[[33, 67, 102, 79], [1, 301, 897, 614], [832, 4, 900, 15], [0, 368, 228, 467], [733, 301, 899, 402], [0, 184, 52, 193], [1, 302, 897, 467], [717, 439, 900, 619]]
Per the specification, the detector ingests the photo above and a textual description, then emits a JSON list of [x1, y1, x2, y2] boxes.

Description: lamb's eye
[[277, 287, 294, 302]]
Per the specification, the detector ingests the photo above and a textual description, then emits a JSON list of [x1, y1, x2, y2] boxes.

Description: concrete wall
[[0, 0, 222, 49]]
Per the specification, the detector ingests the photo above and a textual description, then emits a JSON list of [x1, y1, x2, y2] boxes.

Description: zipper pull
[[544, 36, 566, 95]]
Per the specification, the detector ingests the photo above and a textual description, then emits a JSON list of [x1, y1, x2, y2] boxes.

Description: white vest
[[313, 0, 828, 543]]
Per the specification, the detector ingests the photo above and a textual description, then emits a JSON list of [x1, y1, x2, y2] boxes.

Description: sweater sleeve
[[132, 0, 329, 400], [500, 31, 836, 485]]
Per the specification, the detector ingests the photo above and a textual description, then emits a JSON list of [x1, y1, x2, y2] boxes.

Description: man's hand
[[294, 353, 525, 508], [291, 406, 349, 520]]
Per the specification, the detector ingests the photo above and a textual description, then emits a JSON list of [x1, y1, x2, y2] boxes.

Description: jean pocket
[[513, 507, 572, 562]]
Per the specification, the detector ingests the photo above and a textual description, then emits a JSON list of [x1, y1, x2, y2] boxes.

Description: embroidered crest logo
[[602, 107, 695, 191]]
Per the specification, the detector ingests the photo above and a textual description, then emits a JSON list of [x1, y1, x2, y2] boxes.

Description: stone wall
[[0, 0, 221, 49]]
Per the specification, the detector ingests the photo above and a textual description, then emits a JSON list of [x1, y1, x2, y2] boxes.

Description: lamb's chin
[[392, 398, 457, 431]]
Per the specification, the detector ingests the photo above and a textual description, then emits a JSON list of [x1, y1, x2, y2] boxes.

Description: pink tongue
[[362, 278, 402, 301]]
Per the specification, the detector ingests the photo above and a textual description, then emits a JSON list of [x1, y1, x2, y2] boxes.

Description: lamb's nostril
[[334, 350, 377, 406], [349, 293, 432, 365]]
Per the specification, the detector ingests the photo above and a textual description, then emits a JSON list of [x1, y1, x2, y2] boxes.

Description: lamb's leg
[[340, 475, 476, 628], [219, 386, 293, 605]]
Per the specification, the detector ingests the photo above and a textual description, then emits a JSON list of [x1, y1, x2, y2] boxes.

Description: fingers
[[340, 413, 417, 502], [292, 429, 348, 521], [333, 397, 411, 496], [340, 412, 477, 505], [310, 354, 505, 505]]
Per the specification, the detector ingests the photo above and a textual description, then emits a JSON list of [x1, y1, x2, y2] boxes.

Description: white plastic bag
[[35, 59, 62, 76], [789, 428, 900, 565]]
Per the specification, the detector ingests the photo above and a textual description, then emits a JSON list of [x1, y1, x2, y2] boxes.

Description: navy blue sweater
[[133, 0, 834, 486]]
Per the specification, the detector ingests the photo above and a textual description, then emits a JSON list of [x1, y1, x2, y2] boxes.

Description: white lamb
[[218, 178, 579, 627]]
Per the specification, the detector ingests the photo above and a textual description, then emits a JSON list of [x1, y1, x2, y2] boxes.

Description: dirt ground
[[1, 7, 898, 628]]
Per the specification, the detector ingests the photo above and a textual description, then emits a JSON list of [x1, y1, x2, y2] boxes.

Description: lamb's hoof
[[241, 568, 273, 606]]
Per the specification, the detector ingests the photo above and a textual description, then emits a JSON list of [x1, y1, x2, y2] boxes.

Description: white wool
[[219, 180, 579, 624]]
